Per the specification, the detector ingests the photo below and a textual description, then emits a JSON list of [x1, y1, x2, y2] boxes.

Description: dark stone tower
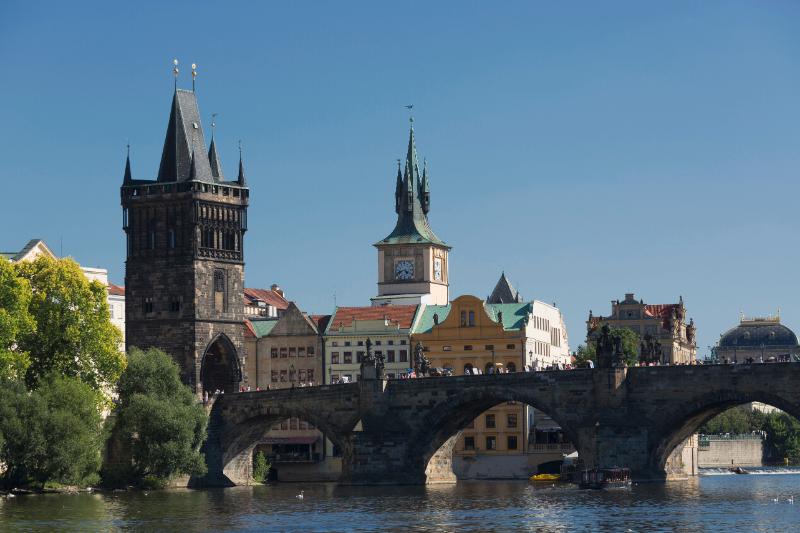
[[121, 86, 249, 394]]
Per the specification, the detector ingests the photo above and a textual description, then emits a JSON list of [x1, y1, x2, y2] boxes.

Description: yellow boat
[[529, 473, 560, 482]]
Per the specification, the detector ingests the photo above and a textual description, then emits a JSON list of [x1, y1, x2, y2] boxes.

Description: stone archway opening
[[201, 334, 240, 394], [655, 395, 800, 479], [421, 394, 580, 484]]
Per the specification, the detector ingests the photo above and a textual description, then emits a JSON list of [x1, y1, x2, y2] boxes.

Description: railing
[[267, 452, 321, 463], [698, 434, 765, 448], [528, 443, 575, 453]]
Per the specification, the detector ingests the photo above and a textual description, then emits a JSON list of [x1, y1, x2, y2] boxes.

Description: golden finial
[[191, 63, 197, 92], [173, 59, 179, 88]]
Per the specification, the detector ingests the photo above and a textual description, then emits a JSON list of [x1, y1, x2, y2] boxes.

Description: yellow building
[[412, 291, 571, 478]]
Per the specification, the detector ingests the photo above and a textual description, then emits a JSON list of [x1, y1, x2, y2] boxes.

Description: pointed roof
[[376, 121, 447, 248], [123, 147, 132, 183], [156, 89, 214, 182], [208, 137, 224, 180], [487, 272, 523, 304], [237, 151, 246, 186]]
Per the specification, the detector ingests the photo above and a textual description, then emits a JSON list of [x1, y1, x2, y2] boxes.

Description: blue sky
[[1, 1, 799, 356]]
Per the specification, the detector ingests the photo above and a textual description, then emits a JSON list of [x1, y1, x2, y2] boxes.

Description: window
[[464, 437, 476, 451], [345, 341, 351, 347], [271, 371, 278, 382], [143, 297, 154, 314], [443, 345, 452, 351], [388, 340, 394, 346], [387, 350, 395, 363], [357, 351, 364, 363], [299, 370, 306, 381], [280, 348, 288, 358], [507, 436, 518, 450], [289, 347, 296, 357], [168, 229, 176, 249], [170, 298, 181, 312], [507, 344, 515, 350], [280, 370, 287, 382], [460, 311, 467, 326], [298, 347, 306, 357], [213, 270, 226, 311], [331, 352, 340, 364], [344, 352, 353, 364], [485, 344, 494, 351], [307, 346, 315, 356], [399, 350, 408, 362], [400, 340, 407, 345], [271, 348, 278, 358], [507, 414, 517, 428], [375, 340, 382, 346], [307, 369, 314, 382], [464, 345, 473, 351], [485, 414, 496, 429], [468, 311, 475, 326], [332, 341, 339, 347], [486, 436, 497, 450], [357, 340, 364, 346]]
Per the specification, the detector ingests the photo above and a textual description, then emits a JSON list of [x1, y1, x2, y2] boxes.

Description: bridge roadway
[[199, 363, 800, 486]]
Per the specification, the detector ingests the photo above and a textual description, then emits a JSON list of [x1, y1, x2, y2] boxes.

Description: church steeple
[[377, 120, 446, 247]]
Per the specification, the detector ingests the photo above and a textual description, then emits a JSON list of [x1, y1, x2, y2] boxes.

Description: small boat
[[529, 473, 560, 482], [729, 466, 750, 475], [579, 468, 631, 489]]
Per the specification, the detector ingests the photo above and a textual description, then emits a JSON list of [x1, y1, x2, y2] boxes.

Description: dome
[[719, 320, 799, 348]]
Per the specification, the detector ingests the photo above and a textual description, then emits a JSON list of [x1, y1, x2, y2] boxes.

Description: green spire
[[376, 120, 447, 248]]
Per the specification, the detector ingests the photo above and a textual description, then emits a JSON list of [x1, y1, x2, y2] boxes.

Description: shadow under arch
[[410, 384, 584, 482], [213, 400, 358, 485], [200, 333, 241, 394], [652, 388, 800, 476]]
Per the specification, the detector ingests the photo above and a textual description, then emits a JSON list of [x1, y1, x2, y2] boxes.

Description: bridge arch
[[651, 387, 800, 477], [407, 377, 588, 483]]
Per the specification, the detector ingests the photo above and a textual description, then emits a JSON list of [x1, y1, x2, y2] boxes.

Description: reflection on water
[[2, 473, 799, 532]]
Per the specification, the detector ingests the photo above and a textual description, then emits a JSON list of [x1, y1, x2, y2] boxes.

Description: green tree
[[109, 347, 208, 485], [14, 256, 125, 391], [572, 343, 596, 367], [585, 326, 640, 366], [252, 450, 270, 483], [0, 258, 35, 381], [0, 375, 103, 488]]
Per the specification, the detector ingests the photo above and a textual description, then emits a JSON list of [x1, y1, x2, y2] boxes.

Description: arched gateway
[[196, 363, 800, 486], [200, 334, 242, 395]]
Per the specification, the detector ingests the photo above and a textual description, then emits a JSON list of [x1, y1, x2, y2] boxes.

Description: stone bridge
[[198, 363, 800, 486]]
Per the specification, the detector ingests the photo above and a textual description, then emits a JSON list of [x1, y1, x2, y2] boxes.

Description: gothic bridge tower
[[372, 120, 451, 306], [121, 77, 249, 394]]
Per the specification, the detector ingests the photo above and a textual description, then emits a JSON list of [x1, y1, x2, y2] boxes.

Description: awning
[[260, 436, 319, 445]]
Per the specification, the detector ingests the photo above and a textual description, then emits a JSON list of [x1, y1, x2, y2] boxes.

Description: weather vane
[[192, 62, 197, 92], [211, 113, 218, 139], [173, 59, 179, 88], [405, 104, 414, 124]]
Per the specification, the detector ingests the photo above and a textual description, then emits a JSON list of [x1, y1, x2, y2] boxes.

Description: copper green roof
[[376, 122, 448, 248], [250, 319, 279, 338], [413, 302, 532, 334]]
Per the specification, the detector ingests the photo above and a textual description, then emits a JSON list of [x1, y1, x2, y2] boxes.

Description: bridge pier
[[341, 432, 426, 485]]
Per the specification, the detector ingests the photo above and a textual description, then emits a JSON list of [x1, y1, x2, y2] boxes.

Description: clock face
[[395, 260, 414, 280], [434, 258, 442, 281]]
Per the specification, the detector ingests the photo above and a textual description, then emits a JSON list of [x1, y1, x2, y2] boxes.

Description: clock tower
[[372, 120, 450, 306]]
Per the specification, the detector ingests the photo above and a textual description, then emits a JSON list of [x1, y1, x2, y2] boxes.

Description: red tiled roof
[[644, 304, 679, 318], [329, 305, 417, 331], [244, 319, 257, 338], [244, 287, 289, 310], [108, 283, 125, 296]]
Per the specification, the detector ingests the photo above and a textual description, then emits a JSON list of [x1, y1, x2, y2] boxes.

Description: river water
[[2, 470, 800, 532]]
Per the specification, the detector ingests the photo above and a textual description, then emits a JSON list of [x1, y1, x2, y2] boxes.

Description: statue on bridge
[[360, 338, 384, 380], [414, 342, 430, 377]]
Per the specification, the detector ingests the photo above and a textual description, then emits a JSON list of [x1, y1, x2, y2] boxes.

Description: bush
[[0, 376, 103, 488], [106, 347, 208, 487], [253, 451, 270, 483]]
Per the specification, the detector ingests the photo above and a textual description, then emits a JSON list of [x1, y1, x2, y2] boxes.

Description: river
[[2, 470, 800, 532]]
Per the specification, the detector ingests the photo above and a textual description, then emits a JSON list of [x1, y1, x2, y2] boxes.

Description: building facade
[[244, 285, 289, 318], [411, 286, 571, 479], [587, 293, 697, 364], [121, 84, 249, 394], [372, 121, 450, 306]]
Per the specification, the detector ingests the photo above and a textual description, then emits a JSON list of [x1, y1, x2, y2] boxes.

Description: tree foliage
[[253, 450, 270, 483], [0, 258, 35, 381], [572, 343, 596, 367], [581, 326, 640, 366], [14, 257, 125, 391], [700, 406, 800, 464], [0, 375, 104, 488], [110, 347, 208, 484]]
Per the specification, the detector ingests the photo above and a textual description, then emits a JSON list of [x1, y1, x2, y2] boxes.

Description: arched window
[[214, 270, 226, 311], [468, 311, 475, 327]]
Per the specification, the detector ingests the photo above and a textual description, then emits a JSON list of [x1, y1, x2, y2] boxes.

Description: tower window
[[214, 270, 226, 311], [468, 311, 475, 327], [143, 297, 154, 314], [169, 298, 181, 312], [460, 311, 467, 327], [168, 229, 176, 249]]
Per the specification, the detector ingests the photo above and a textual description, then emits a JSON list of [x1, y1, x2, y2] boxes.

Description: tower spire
[[207, 113, 224, 181], [123, 143, 132, 183], [237, 140, 247, 186], [394, 159, 402, 214]]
